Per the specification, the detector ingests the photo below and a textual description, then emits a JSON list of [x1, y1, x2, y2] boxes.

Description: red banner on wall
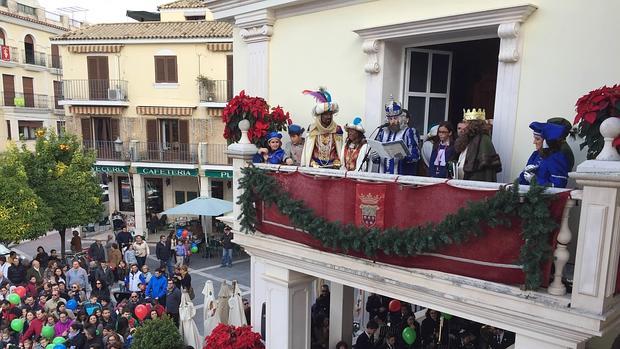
[[1, 46, 10, 61], [355, 183, 386, 229]]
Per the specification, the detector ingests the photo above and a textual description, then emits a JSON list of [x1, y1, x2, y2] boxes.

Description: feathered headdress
[[303, 87, 339, 116]]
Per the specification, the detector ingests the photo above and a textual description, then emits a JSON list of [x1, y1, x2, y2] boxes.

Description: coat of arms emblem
[[359, 193, 381, 227]]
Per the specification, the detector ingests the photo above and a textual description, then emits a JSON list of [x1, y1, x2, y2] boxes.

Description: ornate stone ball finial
[[238, 119, 251, 145], [596, 117, 620, 161]]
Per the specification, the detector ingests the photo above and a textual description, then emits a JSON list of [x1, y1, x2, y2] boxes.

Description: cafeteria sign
[[205, 169, 233, 179], [92, 165, 129, 173], [137, 167, 198, 177]]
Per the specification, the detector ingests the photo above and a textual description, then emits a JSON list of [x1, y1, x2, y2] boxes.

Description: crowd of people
[[0, 224, 200, 349], [253, 88, 574, 189]]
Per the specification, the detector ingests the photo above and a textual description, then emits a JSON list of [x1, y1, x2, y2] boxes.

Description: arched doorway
[[24, 34, 34, 64]]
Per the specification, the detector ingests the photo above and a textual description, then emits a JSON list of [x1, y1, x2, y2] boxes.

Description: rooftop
[[158, 0, 206, 10], [51, 20, 232, 41]]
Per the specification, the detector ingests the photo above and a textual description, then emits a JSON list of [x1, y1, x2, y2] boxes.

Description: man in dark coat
[[155, 235, 172, 274], [355, 320, 379, 349], [165, 278, 182, 326], [89, 240, 106, 263]]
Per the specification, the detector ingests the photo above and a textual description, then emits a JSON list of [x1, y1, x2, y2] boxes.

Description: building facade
[[52, 0, 234, 236], [0, 0, 81, 152]]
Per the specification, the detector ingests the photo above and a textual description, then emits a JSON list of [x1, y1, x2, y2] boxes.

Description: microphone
[[377, 122, 389, 128]]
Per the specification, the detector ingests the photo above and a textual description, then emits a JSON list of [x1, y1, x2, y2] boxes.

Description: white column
[[329, 283, 354, 348], [263, 262, 314, 349], [107, 174, 117, 217], [132, 173, 147, 237], [570, 160, 620, 314], [236, 9, 274, 99], [361, 39, 385, 130], [514, 333, 584, 349], [251, 256, 267, 335], [199, 175, 213, 234]]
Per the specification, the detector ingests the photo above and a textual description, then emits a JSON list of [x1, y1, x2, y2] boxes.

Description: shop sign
[[204, 169, 233, 179], [137, 167, 198, 177], [92, 165, 129, 173]]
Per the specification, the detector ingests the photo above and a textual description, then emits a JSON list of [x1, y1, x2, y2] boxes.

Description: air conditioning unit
[[107, 88, 124, 101]]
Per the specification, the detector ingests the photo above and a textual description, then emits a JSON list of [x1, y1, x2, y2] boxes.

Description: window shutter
[[179, 119, 189, 144], [166, 56, 178, 83], [81, 118, 92, 141], [111, 118, 120, 139], [146, 119, 158, 144], [154, 57, 166, 83]]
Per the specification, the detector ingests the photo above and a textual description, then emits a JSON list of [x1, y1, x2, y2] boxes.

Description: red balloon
[[145, 303, 152, 314], [14, 286, 26, 299], [182, 230, 189, 238], [389, 300, 401, 313], [135, 304, 148, 321]]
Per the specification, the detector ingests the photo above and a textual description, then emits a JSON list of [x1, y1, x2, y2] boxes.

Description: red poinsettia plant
[[222, 90, 292, 147], [204, 323, 265, 349], [574, 84, 620, 159]]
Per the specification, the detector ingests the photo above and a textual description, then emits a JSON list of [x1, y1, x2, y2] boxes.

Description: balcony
[[201, 143, 230, 165], [0, 46, 19, 67], [83, 140, 130, 161], [199, 79, 232, 107], [1, 92, 50, 110], [22, 50, 47, 71], [60, 80, 129, 106], [135, 142, 198, 164], [48, 54, 62, 70]]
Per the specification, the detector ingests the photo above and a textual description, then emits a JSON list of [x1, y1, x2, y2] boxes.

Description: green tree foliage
[[18, 130, 102, 256], [0, 148, 51, 244], [131, 316, 184, 349]]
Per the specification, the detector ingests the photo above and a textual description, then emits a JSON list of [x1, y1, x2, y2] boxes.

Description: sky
[[38, 0, 172, 24]]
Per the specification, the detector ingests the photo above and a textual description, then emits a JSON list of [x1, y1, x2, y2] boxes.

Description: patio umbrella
[[228, 280, 247, 326], [216, 280, 233, 325], [202, 280, 220, 336], [179, 291, 203, 348], [161, 196, 233, 217]]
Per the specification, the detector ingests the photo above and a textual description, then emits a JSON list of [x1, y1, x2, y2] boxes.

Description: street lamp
[[113, 136, 123, 153]]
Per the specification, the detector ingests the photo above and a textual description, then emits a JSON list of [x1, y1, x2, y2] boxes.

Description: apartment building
[[52, 0, 234, 236], [0, 0, 81, 151]]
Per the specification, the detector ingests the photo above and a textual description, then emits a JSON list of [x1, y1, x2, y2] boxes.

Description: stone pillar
[[360, 39, 385, 130], [263, 262, 314, 349], [570, 160, 620, 314], [107, 174, 117, 218], [132, 173, 147, 238], [515, 333, 584, 349], [199, 175, 212, 234], [236, 9, 274, 99], [329, 283, 354, 348]]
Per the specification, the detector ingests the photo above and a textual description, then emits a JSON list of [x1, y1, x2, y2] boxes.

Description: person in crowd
[[91, 280, 110, 303], [366, 293, 386, 321], [67, 283, 86, 304], [452, 109, 501, 182], [547, 117, 575, 171], [66, 260, 89, 292], [0, 256, 10, 280], [301, 87, 344, 168], [489, 327, 515, 349], [125, 264, 142, 293], [156, 235, 172, 273], [519, 121, 570, 188], [175, 239, 187, 267], [381, 333, 399, 349], [25, 276, 38, 298], [70, 230, 82, 253], [116, 227, 133, 250], [402, 315, 421, 349], [255, 131, 287, 164], [312, 314, 329, 349], [243, 298, 251, 326], [429, 121, 456, 178], [20, 310, 44, 343], [89, 240, 106, 263], [107, 243, 122, 273], [114, 261, 129, 292], [55, 310, 74, 337], [174, 265, 192, 293], [335, 341, 349, 349], [284, 124, 306, 166], [421, 309, 440, 348], [44, 291, 66, 313], [140, 265, 152, 285], [47, 250, 60, 265], [8, 257, 27, 285], [421, 125, 439, 176], [341, 117, 369, 171], [66, 323, 86, 348], [44, 260, 58, 282], [355, 320, 379, 349], [312, 284, 331, 323], [94, 262, 115, 290], [373, 98, 420, 175], [34, 247, 49, 269], [146, 268, 167, 304], [124, 244, 138, 267], [132, 235, 149, 269], [221, 226, 234, 268], [165, 278, 181, 326]]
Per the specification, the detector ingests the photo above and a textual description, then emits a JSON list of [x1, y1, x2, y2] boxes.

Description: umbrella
[[216, 281, 233, 325], [162, 196, 233, 216], [202, 280, 220, 336], [228, 280, 247, 326], [179, 291, 203, 348]]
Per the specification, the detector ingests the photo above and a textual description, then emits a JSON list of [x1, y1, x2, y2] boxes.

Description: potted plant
[[222, 90, 291, 147], [204, 323, 265, 349], [131, 315, 184, 349], [197, 75, 217, 101], [574, 84, 620, 159]]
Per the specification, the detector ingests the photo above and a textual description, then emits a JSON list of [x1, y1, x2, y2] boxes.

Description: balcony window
[[56, 120, 65, 136], [0, 28, 5, 46], [154, 56, 177, 83], [160, 119, 179, 144], [17, 3, 36, 16], [18, 120, 42, 140], [6, 120, 10, 140]]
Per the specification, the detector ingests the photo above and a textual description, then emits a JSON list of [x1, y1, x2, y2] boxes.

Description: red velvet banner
[[255, 171, 574, 287]]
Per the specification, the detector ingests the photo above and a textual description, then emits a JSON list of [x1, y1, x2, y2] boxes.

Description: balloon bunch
[[176, 228, 189, 239]]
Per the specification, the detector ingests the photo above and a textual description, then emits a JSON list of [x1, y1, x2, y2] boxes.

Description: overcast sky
[[38, 0, 171, 24]]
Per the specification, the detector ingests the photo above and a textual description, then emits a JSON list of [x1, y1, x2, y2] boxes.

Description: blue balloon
[[54, 344, 66, 349], [66, 299, 77, 310], [176, 228, 183, 237]]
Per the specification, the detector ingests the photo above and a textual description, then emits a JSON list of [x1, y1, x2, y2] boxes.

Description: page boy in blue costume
[[519, 121, 570, 188], [254, 131, 286, 164]]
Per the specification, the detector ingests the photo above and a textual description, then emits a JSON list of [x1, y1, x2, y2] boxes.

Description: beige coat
[[133, 241, 150, 258]]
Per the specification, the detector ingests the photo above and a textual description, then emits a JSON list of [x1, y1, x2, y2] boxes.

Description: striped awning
[[136, 106, 194, 116], [67, 45, 124, 53], [69, 106, 125, 115], [206, 108, 223, 116], [206, 43, 232, 52]]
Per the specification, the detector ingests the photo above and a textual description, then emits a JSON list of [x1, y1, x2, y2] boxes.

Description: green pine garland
[[238, 166, 558, 289]]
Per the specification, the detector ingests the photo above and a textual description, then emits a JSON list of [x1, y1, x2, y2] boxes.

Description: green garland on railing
[[238, 166, 558, 289]]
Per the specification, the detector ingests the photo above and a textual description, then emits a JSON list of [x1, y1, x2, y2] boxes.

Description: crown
[[463, 108, 486, 121], [385, 95, 403, 117], [360, 193, 380, 205]]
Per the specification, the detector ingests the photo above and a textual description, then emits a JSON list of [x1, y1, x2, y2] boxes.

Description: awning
[[162, 196, 233, 216], [69, 106, 125, 115], [136, 106, 194, 116], [206, 43, 232, 52], [67, 45, 124, 53], [206, 108, 223, 116]]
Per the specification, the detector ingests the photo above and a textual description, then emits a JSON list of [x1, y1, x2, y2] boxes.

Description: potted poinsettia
[[204, 323, 265, 349], [222, 90, 292, 148], [573, 84, 620, 159]]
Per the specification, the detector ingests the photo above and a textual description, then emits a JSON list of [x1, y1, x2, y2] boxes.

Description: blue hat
[[267, 131, 283, 142], [288, 124, 304, 135], [385, 95, 403, 118], [529, 122, 568, 146]]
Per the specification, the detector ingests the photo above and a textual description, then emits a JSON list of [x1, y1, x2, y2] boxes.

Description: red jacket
[[20, 318, 44, 343], [26, 282, 38, 298]]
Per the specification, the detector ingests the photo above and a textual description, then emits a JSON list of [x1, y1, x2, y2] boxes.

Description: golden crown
[[359, 193, 380, 205], [463, 108, 486, 121]]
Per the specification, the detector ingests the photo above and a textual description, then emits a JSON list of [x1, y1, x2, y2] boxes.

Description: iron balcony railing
[[62, 79, 128, 102], [136, 142, 198, 164], [199, 80, 233, 103], [83, 140, 129, 161], [1, 46, 19, 63], [49, 54, 62, 69], [22, 49, 47, 66], [0, 91, 49, 108]]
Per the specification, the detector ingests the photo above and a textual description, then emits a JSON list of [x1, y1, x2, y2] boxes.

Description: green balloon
[[46, 345, 55, 349], [52, 337, 66, 344], [41, 325, 55, 339], [7, 293, 20, 305], [402, 327, 416, 345], [441, 313, 453, 320], [191, 246, 198, 253], [10, 318, 24, 332]]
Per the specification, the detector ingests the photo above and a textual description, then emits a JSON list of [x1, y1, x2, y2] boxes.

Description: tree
[[0, 148, 51, 245], [132, 315, 183, 349], [19, 130, 102, 257]]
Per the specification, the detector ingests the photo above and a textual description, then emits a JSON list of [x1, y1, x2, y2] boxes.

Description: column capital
[[236, 9, 275, 43], [362, 39, 383, 74]]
